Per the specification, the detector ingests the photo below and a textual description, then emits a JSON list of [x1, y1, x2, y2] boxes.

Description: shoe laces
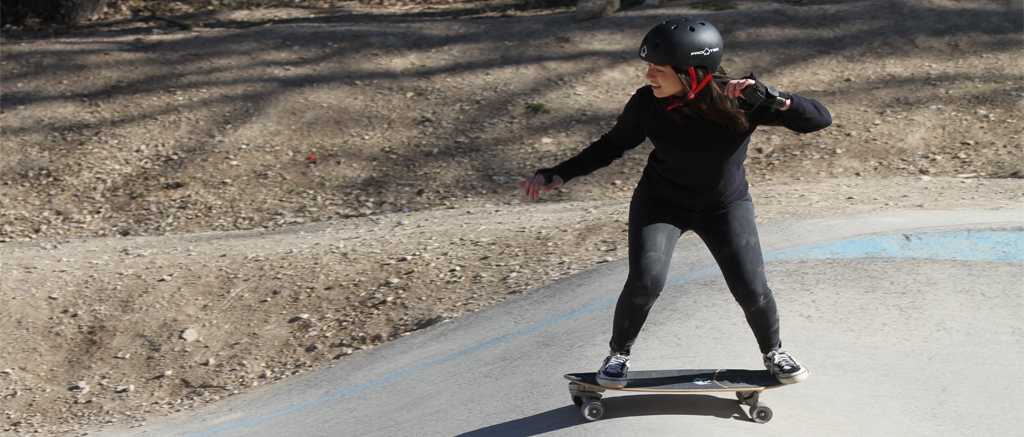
[[772, 351, 796, 370], [605, 354, 628, 372]]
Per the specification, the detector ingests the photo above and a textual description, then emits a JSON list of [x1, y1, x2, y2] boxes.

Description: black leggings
[[609, 191, 781, 355]]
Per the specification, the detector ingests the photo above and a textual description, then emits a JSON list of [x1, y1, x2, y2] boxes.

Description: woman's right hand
[[519, 174, 564, 201]]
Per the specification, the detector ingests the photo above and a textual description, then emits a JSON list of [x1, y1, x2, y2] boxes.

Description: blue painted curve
[[184, 231, 1023, 437]]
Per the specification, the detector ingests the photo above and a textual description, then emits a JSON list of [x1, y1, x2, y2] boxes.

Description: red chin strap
[[687, 66, 714, 99], [667, 67, 714, 110]]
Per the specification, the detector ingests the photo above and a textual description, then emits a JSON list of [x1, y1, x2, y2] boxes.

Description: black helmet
[[638, 17, 723, 74]]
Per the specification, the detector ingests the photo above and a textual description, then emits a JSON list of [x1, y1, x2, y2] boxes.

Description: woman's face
[[645, 63, 687, 98]]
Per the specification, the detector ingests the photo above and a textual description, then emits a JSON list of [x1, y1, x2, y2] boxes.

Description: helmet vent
[[670, 25, 678, 30], [688, 26, 696, 32]]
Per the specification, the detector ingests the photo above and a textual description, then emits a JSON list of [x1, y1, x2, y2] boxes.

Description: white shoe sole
[[596, 374, 627, 388], [776, 368, 809, 385]]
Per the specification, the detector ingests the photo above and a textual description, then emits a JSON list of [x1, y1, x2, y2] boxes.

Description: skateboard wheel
[[750, 402, 773, 423], [581, 400, 604, 422]]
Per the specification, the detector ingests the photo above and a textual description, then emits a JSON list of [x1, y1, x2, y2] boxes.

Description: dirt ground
[[1, 0, 1022, 434]]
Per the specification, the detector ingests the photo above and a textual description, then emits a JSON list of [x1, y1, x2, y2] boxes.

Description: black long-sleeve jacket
[[546, 85, 832, 210]]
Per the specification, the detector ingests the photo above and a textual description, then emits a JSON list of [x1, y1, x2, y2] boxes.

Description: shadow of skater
[[456, 394, 747, 436]]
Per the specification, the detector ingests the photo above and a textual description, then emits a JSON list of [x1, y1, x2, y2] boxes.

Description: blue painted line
[[765, 231, 1023, 263], [184, 231, 1022, 436]]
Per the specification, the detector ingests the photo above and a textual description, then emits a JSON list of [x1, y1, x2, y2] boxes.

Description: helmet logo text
[[690, 47, 720, 56]]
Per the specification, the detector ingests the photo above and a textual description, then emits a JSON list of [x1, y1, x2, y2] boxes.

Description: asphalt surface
[[106, 210, 1023, 437]]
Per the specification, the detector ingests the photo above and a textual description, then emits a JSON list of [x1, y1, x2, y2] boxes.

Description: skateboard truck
[[568, 382, 606, 421], [736, 390, 773, 423]]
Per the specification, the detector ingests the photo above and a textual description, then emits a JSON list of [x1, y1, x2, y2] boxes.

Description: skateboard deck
[[564, 369, 796, 423]]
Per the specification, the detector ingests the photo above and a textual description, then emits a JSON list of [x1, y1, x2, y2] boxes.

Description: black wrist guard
[[535, 169, 557, 185], [741, 73, 791, 109]]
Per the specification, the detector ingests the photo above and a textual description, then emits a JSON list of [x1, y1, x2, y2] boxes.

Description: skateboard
[[564, 369, 795, 423]]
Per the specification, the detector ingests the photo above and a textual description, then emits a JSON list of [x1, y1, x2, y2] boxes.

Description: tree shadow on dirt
[[1, 0, 1020, 235]]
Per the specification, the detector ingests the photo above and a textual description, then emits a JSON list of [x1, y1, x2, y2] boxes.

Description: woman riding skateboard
[[520, 17, 831, 388]]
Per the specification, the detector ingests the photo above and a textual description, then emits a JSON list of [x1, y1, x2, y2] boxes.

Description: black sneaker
[[764, 350, 808, 384], [596, 353, 629, 388]]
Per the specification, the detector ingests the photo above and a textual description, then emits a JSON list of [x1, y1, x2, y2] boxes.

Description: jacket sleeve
[[755, 94, 832, 134], [544, 91, 649, 183]]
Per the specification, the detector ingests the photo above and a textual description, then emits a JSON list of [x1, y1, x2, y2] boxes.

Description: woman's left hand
[[724, 78, 756, 99], [519, 174, 564, 201]]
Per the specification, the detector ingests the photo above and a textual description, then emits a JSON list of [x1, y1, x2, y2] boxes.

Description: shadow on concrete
[[456, 393, 749, 436]]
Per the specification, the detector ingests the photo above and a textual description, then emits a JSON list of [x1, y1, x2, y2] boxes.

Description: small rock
[[181, 328, 199, 342], [576, 0, 619, 21], [205, 358, 215, 366], [114, 385, 134, 393]]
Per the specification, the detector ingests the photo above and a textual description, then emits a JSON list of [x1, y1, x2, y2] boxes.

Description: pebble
[[180, 328, 199, 342]]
